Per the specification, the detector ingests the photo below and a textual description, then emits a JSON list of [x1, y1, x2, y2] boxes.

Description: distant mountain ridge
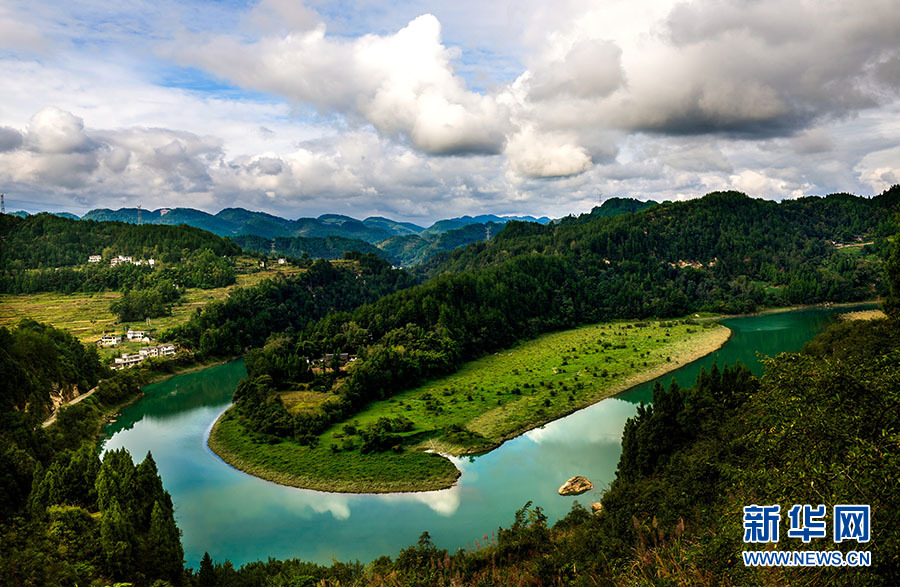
[[25, 199, 650, 265], [78, 206, 555, 241]]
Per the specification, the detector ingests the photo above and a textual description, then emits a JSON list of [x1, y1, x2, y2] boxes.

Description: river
[[100, 306, 861, 567]]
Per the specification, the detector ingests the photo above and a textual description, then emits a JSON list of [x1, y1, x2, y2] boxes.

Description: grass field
[[210, 318, 732, 492], [0, 261, 306, 345], [209, 409, 461, 492]]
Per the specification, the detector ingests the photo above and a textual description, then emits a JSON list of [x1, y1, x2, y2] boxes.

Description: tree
[[145, 501, 184, 584], [100, 498, 135, 579], [197, 552, 216, 587]]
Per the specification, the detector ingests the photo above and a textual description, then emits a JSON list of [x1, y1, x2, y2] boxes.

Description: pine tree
[[100, 498, 134, 579], [145, 500, 184, 584], [197, 552, 216, 587]]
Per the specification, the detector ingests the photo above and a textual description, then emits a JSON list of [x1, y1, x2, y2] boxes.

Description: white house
[[110, 255, 134, 267], [88, 254, 102, 263], [113, 353, 144, 370], [126, 329, 150, 341], [98, 334, 122, 347], [278, 258, 286, 265]]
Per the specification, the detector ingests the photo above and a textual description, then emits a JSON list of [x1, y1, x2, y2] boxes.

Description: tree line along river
[[100, 306, 864, 567]]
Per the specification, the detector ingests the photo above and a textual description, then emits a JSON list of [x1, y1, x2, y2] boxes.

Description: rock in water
[[558, 475, 594, 495]]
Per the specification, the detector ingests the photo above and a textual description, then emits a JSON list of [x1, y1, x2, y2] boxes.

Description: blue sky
[[0, 0, 898, 223]]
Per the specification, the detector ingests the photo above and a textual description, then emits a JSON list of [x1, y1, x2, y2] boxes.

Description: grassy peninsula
[[209, 317, 731, 492]]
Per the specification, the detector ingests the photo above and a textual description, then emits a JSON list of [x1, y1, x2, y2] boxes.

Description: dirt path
[[42, 385, 99, 428]]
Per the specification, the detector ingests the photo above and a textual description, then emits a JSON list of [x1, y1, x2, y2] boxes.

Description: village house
[[97, 334, 122, 347], [110, 255, 134, 267], [139, 344, 176, 359], [88, 254, 102, 263], [278, 258, 286, 265], [112, 344, 177, 370], [126, 329, 151, 342], [113, 353, 143, 370]]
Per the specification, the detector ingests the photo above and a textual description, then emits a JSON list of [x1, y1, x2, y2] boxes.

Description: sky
[[0, 0, 898, 223]]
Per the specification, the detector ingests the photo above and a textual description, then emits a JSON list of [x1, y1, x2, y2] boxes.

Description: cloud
[[527, 38, 624, 101], [0, 1, 897, 222], [0, 127, 23, 152], [505, 125, 592, 178], [172, 14, 509, 155], [620, 0, 900, 135], [25, 107, 96, 154], [0, 5, 50, 53]]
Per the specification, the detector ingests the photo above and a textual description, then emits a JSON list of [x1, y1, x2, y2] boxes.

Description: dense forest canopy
[[0, 212, 241, 269], [164, 253, 419, 356], [230, 234, 391, 263], [0, 321, 184, 586], [225, 189, 897, 446]]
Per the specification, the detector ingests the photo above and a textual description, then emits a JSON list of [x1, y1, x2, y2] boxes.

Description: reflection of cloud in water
[[379, 484, 462, 517], [411, 486, 461, 516], [288, 491, 352, 520], [185, 480, 354, 522], [524, 398, 636, 446]]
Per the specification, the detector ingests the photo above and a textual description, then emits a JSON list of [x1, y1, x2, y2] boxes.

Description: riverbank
[[695, 299, 881, 323], [209, 318, 732, 493]]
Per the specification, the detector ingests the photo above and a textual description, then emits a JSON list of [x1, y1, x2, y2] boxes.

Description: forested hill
[[435, 189, 899, 275], [220, 189, 895, 455], [230, 234, 391, 264], [0, 321, 185, 586], [0, 212, 241, 270]]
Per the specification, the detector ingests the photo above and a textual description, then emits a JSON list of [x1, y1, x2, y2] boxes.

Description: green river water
[[101, 306, 865, 567]]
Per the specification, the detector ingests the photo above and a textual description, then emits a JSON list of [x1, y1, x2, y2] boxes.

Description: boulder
[[591, 502, 603, 514], [558, 475, 594, 496]]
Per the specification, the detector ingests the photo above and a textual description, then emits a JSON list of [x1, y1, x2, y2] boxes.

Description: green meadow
[[0, 260, 305, 345], [211, 318, 731, 492]]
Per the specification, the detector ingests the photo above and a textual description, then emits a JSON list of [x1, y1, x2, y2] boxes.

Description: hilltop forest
[[203, 190, 897, 448]]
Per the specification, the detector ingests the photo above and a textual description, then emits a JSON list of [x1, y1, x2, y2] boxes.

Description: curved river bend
[[101, 307, 859, 567]]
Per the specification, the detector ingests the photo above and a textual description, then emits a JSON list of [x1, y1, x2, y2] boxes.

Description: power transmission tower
[[137, 204, 142, 226], [485, 224, 491, 241], [1, 194, 4, 215]]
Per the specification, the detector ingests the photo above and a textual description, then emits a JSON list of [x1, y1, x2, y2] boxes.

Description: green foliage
[[110, 281, 181, 322], [231, 234, 390, 263], [358, 416, 413, 453], [0, 212, 241, 270], [883, 228, 900, 319], [166, 255, 417, 357], [379, 221, 505, 266], [0, 319, 106, 415]]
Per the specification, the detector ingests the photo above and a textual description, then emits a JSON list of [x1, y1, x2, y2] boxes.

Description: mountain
[[422, 214, 551, 236], [5, 210, 81, 220], [362, 216, 424, 236], [76, 207, 556, 260], [588, 197, 658, 218], [81, 207, 400, 243], [230, 234, 394, 264], [379, 222, 504, 266], [0, 212, 242, 270]]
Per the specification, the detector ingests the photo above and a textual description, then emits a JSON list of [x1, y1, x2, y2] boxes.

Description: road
[[42, 385, 99, 428]]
